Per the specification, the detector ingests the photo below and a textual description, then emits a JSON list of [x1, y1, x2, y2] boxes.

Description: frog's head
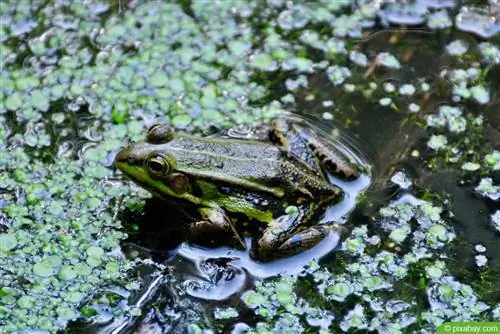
[[114, 125, 192, 200]]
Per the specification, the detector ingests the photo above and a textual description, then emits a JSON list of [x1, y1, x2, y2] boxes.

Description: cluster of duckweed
[[1, 0, 499, 332], [240, 275, 335, 333], [379, 1, 499, 38], [1, 0, 293, 331], [417, 38, 498, 168], [0, 120, 149, 331], [237, 194, 494, 332], [1, 1, 285, 130]]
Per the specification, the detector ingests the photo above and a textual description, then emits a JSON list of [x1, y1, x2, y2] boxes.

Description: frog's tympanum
[[115, 116, 360, 261]]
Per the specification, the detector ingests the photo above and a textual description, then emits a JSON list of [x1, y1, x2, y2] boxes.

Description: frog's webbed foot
[[188, 207, 246, 249], [254, 210, 346, 261], [269, 117, 359, 180], [276, 225, 346, 253]]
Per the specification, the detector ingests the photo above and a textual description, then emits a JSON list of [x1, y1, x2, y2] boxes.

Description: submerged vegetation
[[0, 0, 499, 333]]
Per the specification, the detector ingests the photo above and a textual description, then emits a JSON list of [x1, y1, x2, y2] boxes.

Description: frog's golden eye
[[146, 124, 174, 144], [145, 154, 172, 178], [147, 124, 162, 134]]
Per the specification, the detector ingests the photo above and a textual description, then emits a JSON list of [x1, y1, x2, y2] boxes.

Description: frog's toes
[[277, 227, 330, 252], [278, 224, 346, 253], [254, 224, 347, 261]]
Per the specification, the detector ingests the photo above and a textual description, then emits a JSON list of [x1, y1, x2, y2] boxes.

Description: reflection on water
[[176, 233, 341, 300]]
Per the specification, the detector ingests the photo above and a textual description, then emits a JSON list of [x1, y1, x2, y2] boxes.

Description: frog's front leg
[[188, 207, 246, 249], [253, 208, 346, 261], [269, 118, 359, 179]]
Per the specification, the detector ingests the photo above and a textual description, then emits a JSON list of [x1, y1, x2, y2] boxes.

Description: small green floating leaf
[[86, 246, 104, 258], [33, 262, 55, 277], [49, 201, 64, 215], [17, 296, 36, 309], [56, 306, 77, 320], [80, 307, 97, 317], [15, 76, 40, 90], [438, 284, 455, 302], [345, 237, 363, 252], [45, 255, 62, 267], [470, 85, 490, 105], [64, 292, 84, 304], [86, 256, 102, 268], [251, 53, 275, 71], [326, 282, 351, 298], [0, 233, 18, 251], [111, 100, 129, 124], [428, 224, 447, 241], [105, 261, 120, 273], [169, 77, 185, 94], [426, 266, 443, 279], [150, 72, 169, 87], [171, 114, 192, 128], [70, 83, 85, 96], [1, 295, 16, 305], [242, 291, 267, 308], [389, 228, 407, 243], [228, 40, 251, 57], [188, 324, 203, 334], [30, 89, 49, 111], [5, 94, 23, 110], [58, 265, 77, 281], [419, 276, 427, 289]]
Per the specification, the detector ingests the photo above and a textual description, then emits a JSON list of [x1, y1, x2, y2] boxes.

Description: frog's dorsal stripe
[[178, 167, 286, 198]]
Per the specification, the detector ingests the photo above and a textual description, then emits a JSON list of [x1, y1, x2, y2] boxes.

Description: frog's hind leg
[[270, 118, 359, 179], [254, 209, 346, 261], [188, 207, 246, 249]]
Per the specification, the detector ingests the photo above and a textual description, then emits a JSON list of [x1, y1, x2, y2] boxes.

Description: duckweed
[[377, 52, 401, 69], [0, 233, 17, 252], [446, 40, 469, 56], [487, 212, 500, 232], [475, 178, 500, 201], [1, 0, 498, 333], [427, 135, 448, 150]]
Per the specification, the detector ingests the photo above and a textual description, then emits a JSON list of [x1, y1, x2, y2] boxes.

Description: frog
[[114, 116, 359, 261]]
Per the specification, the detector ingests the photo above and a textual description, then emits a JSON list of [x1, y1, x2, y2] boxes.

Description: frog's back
[[166, 134, 340, 198], [167, 134, 282, 160]]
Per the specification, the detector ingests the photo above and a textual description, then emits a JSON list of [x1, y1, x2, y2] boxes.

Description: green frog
[[115, 116, 359, 261]]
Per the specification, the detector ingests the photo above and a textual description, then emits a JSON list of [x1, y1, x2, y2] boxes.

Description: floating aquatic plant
[[326, 66, 351, 86], [426, 9, 453, 29], [446, 40, 469, 56], [427, 135, 448, 150], [1, 1, 498, 333], [426, 105, 466, 133], [377, 52, 401, 69], [484, 151, 500, 170], [491, 211, 500, 233], [475, 178, 500, 201]]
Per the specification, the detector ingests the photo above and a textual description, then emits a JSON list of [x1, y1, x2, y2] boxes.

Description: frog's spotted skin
[[115, 117, 359, 261]]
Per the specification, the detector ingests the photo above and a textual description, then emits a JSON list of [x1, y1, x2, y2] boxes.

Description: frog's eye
[[146, 124, 174, 144], [145, 154, 172, 178], [147, 124, 162, 133]]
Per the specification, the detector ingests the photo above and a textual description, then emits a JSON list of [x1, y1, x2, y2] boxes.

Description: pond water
[[0, 1, 499, 333]]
